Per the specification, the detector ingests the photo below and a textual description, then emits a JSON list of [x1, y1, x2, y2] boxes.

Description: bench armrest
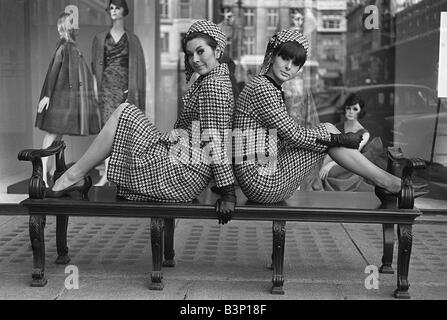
[[386, 147, 427, 209], [18, 141, 67, 199]]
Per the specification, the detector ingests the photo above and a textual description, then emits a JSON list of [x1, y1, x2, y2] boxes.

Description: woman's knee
[[324, 123, 341, 134], [115, 103, 129, 118], [110, 103, 129, 123]]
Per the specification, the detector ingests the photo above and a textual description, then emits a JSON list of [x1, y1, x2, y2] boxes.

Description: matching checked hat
[[182, 20, 227, 82], [259, 29, 309, 75]]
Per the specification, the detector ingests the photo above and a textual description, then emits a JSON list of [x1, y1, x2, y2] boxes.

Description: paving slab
[[1, 215, 447, 300], [343, 223, 447, 285], [57, 276, 187, 300], [0, 273, 64, 300]]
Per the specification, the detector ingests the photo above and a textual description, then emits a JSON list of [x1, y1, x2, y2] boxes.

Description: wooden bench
[[0, 195, 28, 216], [16, 141, 425, 299]]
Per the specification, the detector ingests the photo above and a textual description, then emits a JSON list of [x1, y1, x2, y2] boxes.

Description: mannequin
[[35, 12, 99, 186], [91, 0, 146, 186]]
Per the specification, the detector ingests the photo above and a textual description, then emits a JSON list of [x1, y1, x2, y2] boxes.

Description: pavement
[[1, 204, 447, 301]]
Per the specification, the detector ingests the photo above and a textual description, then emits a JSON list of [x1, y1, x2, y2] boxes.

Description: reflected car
[[315, 84, 447, 164]]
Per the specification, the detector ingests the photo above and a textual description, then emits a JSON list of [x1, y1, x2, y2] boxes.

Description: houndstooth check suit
[[233, 75, 331, 203], [107, 63, 235, 202]]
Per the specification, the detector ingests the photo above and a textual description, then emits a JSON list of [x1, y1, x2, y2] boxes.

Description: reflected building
[[219, 0, 346, 89], [345, 0, 447, 165], [315, 0, 346, 89], [345, 0, 396, 86], [158, 0, 211, 130], [346, 0, 445, 88]]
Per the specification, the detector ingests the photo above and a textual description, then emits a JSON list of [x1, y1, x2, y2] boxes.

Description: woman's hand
[[215, 198, 235, 225], [213, 184, 236, 225], [38, 97, 50, 113], [319, 161, 336, 180], [318, 132, 363, 149]]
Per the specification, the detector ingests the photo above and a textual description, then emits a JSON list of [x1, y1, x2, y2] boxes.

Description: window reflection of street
[[0, 0, 446, 210]]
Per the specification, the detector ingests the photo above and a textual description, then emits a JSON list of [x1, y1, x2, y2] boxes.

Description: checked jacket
[[108, 63, 235, 202], [233, 75, 331, 203]]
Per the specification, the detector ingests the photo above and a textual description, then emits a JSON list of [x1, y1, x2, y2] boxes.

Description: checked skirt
[[107, 105, 209, 202]]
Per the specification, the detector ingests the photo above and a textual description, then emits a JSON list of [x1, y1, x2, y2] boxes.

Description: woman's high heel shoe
[[375, 182, 429, 209], [45, 176, 92, 200]]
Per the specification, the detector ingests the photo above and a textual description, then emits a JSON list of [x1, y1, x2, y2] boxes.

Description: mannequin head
[[57, 12, 76, 42], [343, 94, 366, 121], [106, 0, 129, 18], [290, 9, 304, 31]]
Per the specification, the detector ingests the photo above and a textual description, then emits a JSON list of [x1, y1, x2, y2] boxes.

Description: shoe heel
[[375, 187, 398, 208], [80, 176, 92, 200], [80, 189, 89, 200]]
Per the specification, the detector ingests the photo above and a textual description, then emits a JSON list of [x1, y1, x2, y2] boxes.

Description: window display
[[0, 0, 445, 212]]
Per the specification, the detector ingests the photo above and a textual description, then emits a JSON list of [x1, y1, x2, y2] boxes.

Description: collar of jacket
[[196, 63, 230, 83], [185, 63, 230, 101], [263, 74, 282, 91], [262, 74, 286, 101]]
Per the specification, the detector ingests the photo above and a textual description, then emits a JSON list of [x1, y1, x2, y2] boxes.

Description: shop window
[[160, 0, 169, 19], [179, 0, 191, 19], [267, 9, 278, 28], [243, 36, 255, 55], [244, 8, 255, 27], [161, 32, 169, 53]]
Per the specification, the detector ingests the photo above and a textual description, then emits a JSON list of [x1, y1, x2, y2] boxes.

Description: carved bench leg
[[55, 215, 71, 265], [380, 224, 395, 274], [394, 224, 413, 299], [163, 218, 176, 267], [149, 218, 164, 290], [29, 215, 47, 287], [271, 221, 286, 295]]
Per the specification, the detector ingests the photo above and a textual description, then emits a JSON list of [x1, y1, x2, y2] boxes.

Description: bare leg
[[328, 148, 400, 192], [324, 123, 401, 193], [52, 104, 126, 192], [41, 133, 63, 186], [95, 157, 110, 186]]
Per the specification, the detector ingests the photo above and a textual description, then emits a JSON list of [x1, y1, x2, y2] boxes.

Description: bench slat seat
[[0, 195, 28, 216], [21, 187, 420, 224]]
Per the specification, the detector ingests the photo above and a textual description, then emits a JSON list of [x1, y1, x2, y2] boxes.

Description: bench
[[0, 195, 28, 216], [17, 141, 425, 299]]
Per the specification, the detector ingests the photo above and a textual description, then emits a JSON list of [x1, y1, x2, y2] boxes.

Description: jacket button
[[69, 84, 73, 88], [99, 61, 103, 65]]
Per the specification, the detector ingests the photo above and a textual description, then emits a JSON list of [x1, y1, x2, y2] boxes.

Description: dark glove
[[317, 132, 363, 149], [214, 185, 236, 225], [211, 185, 225, 195]]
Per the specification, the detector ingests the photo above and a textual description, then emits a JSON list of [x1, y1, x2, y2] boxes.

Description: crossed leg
[[51, 104, 128, 192], [323, 123, 401, 193]]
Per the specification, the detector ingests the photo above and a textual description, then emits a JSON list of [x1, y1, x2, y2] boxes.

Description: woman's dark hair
[[273, 41, 307, 69], [343, 94, 366, 118], [220, 54, 239, 100], [182, 32, 220, 58], [106, 0, 129, 17]]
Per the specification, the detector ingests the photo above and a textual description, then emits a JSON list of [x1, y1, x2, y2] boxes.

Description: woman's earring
[[215, 48, 222, 60]]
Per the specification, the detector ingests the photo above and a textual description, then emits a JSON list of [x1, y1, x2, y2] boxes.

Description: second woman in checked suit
[[232, 29, 411, 204]]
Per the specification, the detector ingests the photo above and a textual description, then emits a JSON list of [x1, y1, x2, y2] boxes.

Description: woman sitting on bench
[[232, 29, 424, 204], [47, 20, 236, 224]]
